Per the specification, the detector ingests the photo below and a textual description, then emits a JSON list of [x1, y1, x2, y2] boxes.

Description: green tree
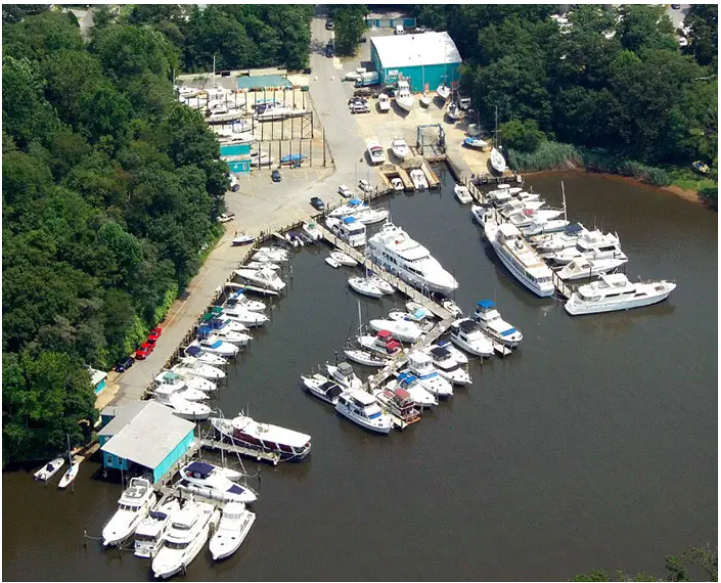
[[2, 4, 50, 24], [333, 5, 368, 56], [617, 5, 677, 55], [500, 119, 547, 152], [684, 5, 718, 67]]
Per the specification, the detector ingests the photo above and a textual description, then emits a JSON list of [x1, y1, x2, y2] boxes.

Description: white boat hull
[[488, 238, 555, 298], [335, 404, 392, 434], [565, 284, 675, 316], [348, 277, 384, 299], [343, 349, 388, 367], [210, 510, 256, 561], [58, 463, 79, 489]]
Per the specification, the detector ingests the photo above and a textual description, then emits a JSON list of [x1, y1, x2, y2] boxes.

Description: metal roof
[[371, 32, 462, 70], [99, 401, 148, 436], [100, 401, 195, 470]]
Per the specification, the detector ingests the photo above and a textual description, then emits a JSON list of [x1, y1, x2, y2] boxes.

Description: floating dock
[[200, 438, 281, 466]]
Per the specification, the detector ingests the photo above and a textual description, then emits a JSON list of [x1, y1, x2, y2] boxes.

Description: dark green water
[[3, 170, 717, 581]]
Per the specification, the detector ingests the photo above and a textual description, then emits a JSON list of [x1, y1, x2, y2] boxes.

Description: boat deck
[[225, 282, 280, 297]]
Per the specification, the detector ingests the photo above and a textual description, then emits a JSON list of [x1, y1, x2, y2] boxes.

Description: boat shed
[[220, 143, 252, 174], [370, 32, 462, 92], [99, 401, 196, 484]]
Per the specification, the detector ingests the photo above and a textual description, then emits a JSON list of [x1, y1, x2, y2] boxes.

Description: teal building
[[370, 32, 462, 93], [220, 143, 252, 175]]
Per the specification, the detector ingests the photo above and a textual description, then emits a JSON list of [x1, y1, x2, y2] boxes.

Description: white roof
[[372, 32, 462, 70], [348, 390, 377, 406], [497, 223, 522, 237]]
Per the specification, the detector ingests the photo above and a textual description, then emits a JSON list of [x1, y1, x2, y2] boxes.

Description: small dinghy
[[343, 348, 389, 368], [209, 502, 256, 561], [330, 251, 358, 267], [34, 457, 65, 482], [325, 257, 341, 269], [369, 319, 423, 343], [454, 184, 473, 204], [232, 234, 254, 246], [58, 461, 80, 489], [463, 137, 488, 150], [348, 276, 384, 299], [301, 373, 343, 405]]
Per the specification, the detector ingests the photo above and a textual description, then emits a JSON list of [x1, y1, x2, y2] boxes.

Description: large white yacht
[[326, 216, 366, 247], [565, 273, 676, 316], [405, 351, 453, 398], [134, 498, 181, 559], [234, 267, 286, 292], [473, 300, 523, 347], [544, 230, 627, 265], [102, 477, 156, 547], [209, 502, 256, 561], [335, 390, 393, 434], [366, 222, 458, 296], [179, 461, 257, 504], [151, 500, 220, 579], [485, 222, 554, 297]]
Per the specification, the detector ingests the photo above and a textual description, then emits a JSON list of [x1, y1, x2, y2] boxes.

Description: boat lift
[[416, 124, 446, 157]]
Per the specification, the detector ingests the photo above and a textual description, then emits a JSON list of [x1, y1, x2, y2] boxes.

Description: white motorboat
[[203, 326, 252, 347], [425, 345, 472, 385], [330, 251, 358, 267], [373, 386, 422, 430], [253, 247, 289, 263], [557, 256, 628, 281], [490, 147, 507, 173], [58, 461, 80, 489], [433, 339, 470, 365], [179, 461, 257, 504], [222, 306, 269, 327], [473, 300, 523, 347], [225, 290, 266, 312], [420, 92, 431, 107], [103, 478, 156, 547], [529, 223, 586, 254], [335, 390, 393, 434], [446, 101, 463, 121], [498, 198, 549, 216], [34, 457, 65, 482], [154, 373, 210, 402], [521, 219, 572, 237], [391, 177, 404, 191], [170, 370, 217, 394], [255, 103, 306, 121], [151, 500, 219, 579], [206, 109, 243, 124], [174, 358, 226, 380], [394, 80, 414, 112], [484, 222, 555, 297], [405, 351, 453, 397], [209, 502, 256, 561], [217, 132, 257, 146], [544, 230, 627, 266], [301, 373, 343, 405], [343, 348, 388, 367], [441, 299, 463, 318], [249, 152, 274, 167], [390, 138, 410, 160], [134, 498, 181, 559], [325, 257, 341, 269], [235, 267, 286, 292], [357, 329, 403, 357], [184, 345, 228, 367], [565, 273, 677, 316], [210, 413, 312, 462], [463, 137, 488, 150], [232, 234, 254, 246], [154, 391, 212, 421], [348, 276, 384, 299], [454, 184, 473, 204], [367, 140, 386, 165], [378, 93, 391, 112], [450, 319, 494, 357], [329, 198, 368, 218], [409, 168, 429, 190], [369, 318, 423, 343], [302, 221, 323, 241], [436, 84, 451, 100], [354, 208, 390, 226], [326, 216, 366, 247], [195, 335, 239, 357], [176, 85, 200, 98], [326, 362, 363, 391], [366, 222, 458, 295], [387, 373, 437, 408], [244, 260, 280, 271]]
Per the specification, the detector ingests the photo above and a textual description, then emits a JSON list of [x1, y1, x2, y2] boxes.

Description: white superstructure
[[335, 390, 393, 434], [102, 478, 155, 547], [565, 273, 676, 316], [326, 216, 366, 247]]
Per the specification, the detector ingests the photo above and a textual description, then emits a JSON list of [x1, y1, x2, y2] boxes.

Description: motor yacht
[[154, 373, 209, 402], [405, 351, 453, 397], [174, 358, 226, 381], [544, 230, 627, 266], [369, 318, 423, 343], [335, 390, 393, 434], [557, 256, 628, 281], [357, 330, 403, 357], [225, 290, 266, 312], [326, 362, 363, 391], [473, 300, 523, 347], [179, 462, 257, 504], [194, 336, 239, 358], [387, 372, 437, 408], [565, 273, 676, 316], [450, 319, 494, 357], [425, 345, 472, 385], [209, 502, 256, 561], [390, 138, 410, 160], [134, 498, 181, 559], [301, 374, 343, 405], [373, 386, 421, 430], [153, 390, 212, 421], [530, 223, 587, 254], [184, 345, 228, 367], [433, 339, 470, 365], [235, 267, 286, 292], [326, 216, 366, 247], [103, 477, 155, 547]]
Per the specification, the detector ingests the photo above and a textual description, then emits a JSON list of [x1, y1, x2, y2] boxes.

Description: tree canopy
[[2, 12, 227, 463]]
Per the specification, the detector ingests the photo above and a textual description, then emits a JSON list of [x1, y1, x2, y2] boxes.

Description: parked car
[[148, 327, 162, 342], [353, 89, 372, 98], [325, 43, 334, 57], [229, 174, 240, 191], [338, 185, 353, 198], [671, 4, 680, 9], [310, 197, 326, 211], [272, 169, 282, 182], [217, 212, 235, 223], [358, 179, 373, 193], [114, 356, 135, 373], [349, 102, 370, 114], [325, 19, 334, 30], [135, 342, 154, 360]]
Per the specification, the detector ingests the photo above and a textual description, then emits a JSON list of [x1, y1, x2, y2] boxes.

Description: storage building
[[370, 32, 462, 92], [220, 142, 252, 174], [99, 401, 197, 484]]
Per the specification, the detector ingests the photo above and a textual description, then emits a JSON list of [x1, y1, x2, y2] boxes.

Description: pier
[[200, 438, 281, 466]]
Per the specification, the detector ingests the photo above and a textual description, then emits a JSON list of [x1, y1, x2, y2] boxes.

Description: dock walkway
[[200, 438, 281, 466]]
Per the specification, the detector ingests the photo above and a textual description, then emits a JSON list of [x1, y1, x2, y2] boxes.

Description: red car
[[147, 327, 162, 343], [135, 342, 154, 360]]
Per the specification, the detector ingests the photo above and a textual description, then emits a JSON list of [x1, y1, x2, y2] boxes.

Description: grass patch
[[666, 167, 717, 193]]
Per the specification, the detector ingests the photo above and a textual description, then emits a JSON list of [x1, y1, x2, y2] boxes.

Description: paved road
[[666, 4, 690, 31]]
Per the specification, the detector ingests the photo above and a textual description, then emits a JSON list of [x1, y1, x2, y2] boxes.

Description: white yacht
[[102, 478, 156, 547], [253, 247, 289, 263], [405, 351, 453, 397], [326, 216, 366, 247], [369, 318, 423, 343], [179, 461, 257, 504], [425, 345, 472, 385], [153, 390, 212, 421], [348, 276, 384, 298], [450, 319, 494, 357], [367, 141, 386, 165], [174, 358, 226, 380], [325, 362, 363, 391], [433, 339, 470, 365], [225, 290, 266, 312], [34, 457, 65, 482], [409, 168, 428, 190], [485, 222, 555, 297], [221, 306, 270, 327], [353, 207, 390, 226], [301, 373, 344, 405], [154, 373, 209, 402], [134, 498, 181, 559], [544, 230, 627, 265], [394, 80, 414, 112], [235, 267, 286, 291], [209, 502, 256, 561], [490, 147, 507, 173], [557, 256, 628, 281], [184, 345, 228, 367], [372, 386, 422, 429], [387, 373, 437, 408], [330, 251, 357, 267], [390, 138, 409, 160], [329, 198, 368, 218], [302, 220, 323, 241], [565, 273, 677, 316], [530, 223, 586, 254], [454, 184, 473, 204], [473, 300, 523, 347], [366, 222, 458, 295], [151, 500, 220, 579], [335, 390, 393, 434], [199, 322, 252, 346], [255, 103, 306, 121], [170, 370, 217, 394], [195, 335, 239, 357]]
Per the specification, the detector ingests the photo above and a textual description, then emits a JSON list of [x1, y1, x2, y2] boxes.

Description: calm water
[[3, 171, 717, 581]]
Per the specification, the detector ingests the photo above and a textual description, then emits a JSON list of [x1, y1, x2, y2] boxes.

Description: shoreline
[[522, 167, 709, 207]]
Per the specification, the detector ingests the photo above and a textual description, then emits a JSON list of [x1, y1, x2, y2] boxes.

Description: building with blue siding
[[370, 32, 462, 93], [99, 401, 196, 484], [220, 143, 252, 175]]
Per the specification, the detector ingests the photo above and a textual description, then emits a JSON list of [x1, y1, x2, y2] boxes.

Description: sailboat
[[490, 105, 507, 174], [420, 66, 431, 107]]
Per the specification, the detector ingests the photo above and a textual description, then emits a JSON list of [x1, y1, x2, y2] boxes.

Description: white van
[[395, 24, 404, 35]]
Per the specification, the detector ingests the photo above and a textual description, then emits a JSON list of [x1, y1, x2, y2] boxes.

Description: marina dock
[[200, 438, 281, 466]]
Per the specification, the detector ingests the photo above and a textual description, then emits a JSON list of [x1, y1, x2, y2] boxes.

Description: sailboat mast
[[561, 181, 567, 222]]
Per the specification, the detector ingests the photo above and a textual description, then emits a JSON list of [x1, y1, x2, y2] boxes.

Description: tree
[[684, 5, 718, 67], [501, 119, 547, 152], [2, 4, 50, 24], [617, 5, 677, 55], [333, 5, 368, 56]]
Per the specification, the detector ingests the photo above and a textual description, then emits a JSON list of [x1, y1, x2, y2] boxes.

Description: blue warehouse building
[[220, 143, 252, 174], [370, 32, 462, 93], [99, 401, 197, 484]]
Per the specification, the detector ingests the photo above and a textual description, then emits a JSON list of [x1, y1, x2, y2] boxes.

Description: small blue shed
[[220, 143, 252, 175]]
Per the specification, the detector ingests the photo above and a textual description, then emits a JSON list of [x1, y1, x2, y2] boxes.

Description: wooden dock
[[200, 438, 281, 466]]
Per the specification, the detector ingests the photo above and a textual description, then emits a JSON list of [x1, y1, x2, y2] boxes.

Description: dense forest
[[2, 10, 228, 463], [415, 5, 717, 184]]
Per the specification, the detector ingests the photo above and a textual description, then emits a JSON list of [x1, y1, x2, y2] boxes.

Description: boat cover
[[458, 319, 479, 333], [377, 330, 393, 339], [186, 346, 202, 356], [430, 346, 450, 358], [477, 299, 495, 309], [500, 328, 517, 336], [185, 461, 215, 477], [565, 223, 583, 235]]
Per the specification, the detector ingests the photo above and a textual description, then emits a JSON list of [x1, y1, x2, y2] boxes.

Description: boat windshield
[[165, 540, 189, 550], [135, 533, 159, 542]]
